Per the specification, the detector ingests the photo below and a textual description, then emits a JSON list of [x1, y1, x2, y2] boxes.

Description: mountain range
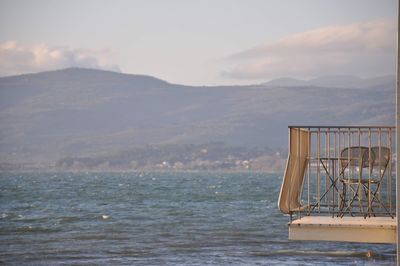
[[0, 68, 395, 167]]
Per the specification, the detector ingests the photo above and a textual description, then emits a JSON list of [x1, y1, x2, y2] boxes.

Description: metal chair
[[338, 146, 374, 217], [366, 147, 392, 217]]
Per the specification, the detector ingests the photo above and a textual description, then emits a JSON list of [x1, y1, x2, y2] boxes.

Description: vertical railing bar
[[298, 128, 301, 218], [358, 128, 363, 210], [317, 128, 321, 212], [368, 128, 372, 217], [326, 130, 329, 209], [389, 128, 393, 216], [338, 128, 341, 211], [352, 130, 355, 184], [378, 128, 382, 212], [334, 129, 337, 213], [307, 128, 311, 215], [288, 128, 292, 219], [386, 129, 392, 216], [347, 128, 351, 213], [385, 129, 389, 215]]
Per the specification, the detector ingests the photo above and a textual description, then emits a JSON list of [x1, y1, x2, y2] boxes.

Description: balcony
[[278, 126, 396, 243]]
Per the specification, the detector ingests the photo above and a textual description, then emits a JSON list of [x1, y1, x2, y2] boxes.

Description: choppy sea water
[[0, 172, 396, 265]]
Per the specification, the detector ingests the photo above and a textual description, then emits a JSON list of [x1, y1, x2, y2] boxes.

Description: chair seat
[[340, 178, 380, 184], [338, 146, 392, 218]]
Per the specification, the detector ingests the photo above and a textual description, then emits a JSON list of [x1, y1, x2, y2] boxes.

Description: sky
[[0, 0, 397, 85]]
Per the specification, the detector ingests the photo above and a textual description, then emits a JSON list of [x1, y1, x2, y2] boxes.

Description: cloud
[[0, 41, 120, 76], [222, 20, 396, 80]]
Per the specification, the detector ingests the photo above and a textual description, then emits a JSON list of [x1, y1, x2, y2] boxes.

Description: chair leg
[[338, 183, 346, 217], [369, 166, 393, 218], [340, 183, 360, 217], [370, 185, 393, 218]]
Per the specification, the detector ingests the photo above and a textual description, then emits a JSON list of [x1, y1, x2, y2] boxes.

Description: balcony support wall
[[289, 216, 396, 244]]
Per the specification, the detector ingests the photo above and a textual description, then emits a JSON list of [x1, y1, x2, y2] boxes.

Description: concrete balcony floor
[[289, 216, 396, 243]]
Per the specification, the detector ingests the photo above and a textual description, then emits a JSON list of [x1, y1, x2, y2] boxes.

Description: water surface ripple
[[0, 172, 395, 265]]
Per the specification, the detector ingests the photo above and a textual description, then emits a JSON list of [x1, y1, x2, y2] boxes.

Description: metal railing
[[286, 126, 395, 218]]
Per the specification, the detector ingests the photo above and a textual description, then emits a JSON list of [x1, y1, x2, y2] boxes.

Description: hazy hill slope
[[264, 75, 395, 89], [0, 68, 395, 163]]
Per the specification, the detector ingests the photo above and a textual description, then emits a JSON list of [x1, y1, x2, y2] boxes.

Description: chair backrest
[[371, 146, 390, 174], [340, 146, 374, 172]]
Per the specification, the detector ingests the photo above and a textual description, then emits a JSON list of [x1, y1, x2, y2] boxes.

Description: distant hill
[[264, 75, 395, 89], [0, 68, 395, 167]]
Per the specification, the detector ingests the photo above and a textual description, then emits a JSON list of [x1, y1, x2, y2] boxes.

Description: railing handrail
[[289, 125, 395, 129]]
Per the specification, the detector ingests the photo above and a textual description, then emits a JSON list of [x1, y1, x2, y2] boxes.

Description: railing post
[[288, 127, 292, 221], [378, 128, 382, 212], [390, 128, 393, 216], [317, 128, 321, 212], [368, 128, 372, 217], [347, 127, 351, 214], [298, 128, 301, 219], [338, 128, 341, 211], [308, 127, 311, 215]]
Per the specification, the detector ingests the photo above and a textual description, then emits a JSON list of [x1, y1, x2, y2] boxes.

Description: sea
[[0, 171, 396, 265]]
